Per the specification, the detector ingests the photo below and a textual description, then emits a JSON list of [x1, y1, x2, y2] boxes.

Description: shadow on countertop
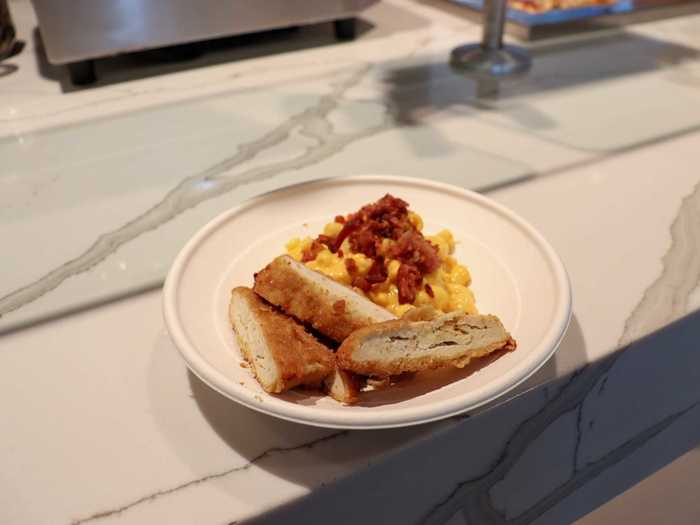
[[145, 306, 700, 525], [382, 30, 700, 130], [237, 309, 700, 524], [174, 315, 586, 488], [146, 326, 430, 492]]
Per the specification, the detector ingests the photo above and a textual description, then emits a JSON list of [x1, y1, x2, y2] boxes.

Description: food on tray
[[229, 287, 335, 393], [509, 0, 615, 13], [253, 254, 395, 342], [324, 368, 361, 405], [337, 310, 516, 377], [286, 194, 476, 317], [229, 195, 516, 404]]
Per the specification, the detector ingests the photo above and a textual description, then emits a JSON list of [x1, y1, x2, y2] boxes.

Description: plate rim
[[163, 174, 572, 429]]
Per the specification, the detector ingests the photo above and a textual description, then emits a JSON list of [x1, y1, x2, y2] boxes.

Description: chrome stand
[[450, 0, 531, 77]]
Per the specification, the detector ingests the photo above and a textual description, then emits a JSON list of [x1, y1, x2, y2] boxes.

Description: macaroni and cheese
[[286, 195, 477, 317]]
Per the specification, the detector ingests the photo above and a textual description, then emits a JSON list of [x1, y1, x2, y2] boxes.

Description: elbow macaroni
[[286, 215, 477, 316]]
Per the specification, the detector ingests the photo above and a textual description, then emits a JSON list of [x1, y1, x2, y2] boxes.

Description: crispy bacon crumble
[[305, 194, 441, 304]]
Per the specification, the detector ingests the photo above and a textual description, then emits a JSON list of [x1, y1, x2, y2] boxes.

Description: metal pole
[[482, 0, 507, 50], [0, 0, 16, 60], [450, 0, 531, 78]]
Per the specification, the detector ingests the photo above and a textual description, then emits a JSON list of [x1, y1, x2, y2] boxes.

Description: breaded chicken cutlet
[[337, 311, 516, 377], [253, 255, 396, 342], [324, 368, 361, 405], [229, 287, 335, 393]]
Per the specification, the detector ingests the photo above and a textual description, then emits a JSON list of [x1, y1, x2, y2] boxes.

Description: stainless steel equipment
[[449, 0, 531, 77], [31, 0, 377, 85], [0, 0, 16, 60]]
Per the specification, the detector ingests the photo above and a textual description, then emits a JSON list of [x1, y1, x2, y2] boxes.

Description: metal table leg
[[449, 0, 531, 77]]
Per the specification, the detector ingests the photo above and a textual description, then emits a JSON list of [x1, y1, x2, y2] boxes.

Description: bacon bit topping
[[388, 230, 440, 274], [330, 221, 357, 254], [424, 283, 434, 298], [366, 256, 388, 285], [329, 194, 413, 254], [397, 263, 423, 304], [333, 300, 346, 314], [344, 258, 370, 292], [344, 258, 358, 275], [317, 234, 334, 250], [350, 228, 380, 257], [301, 239, 324, 262], [352, 276, 371, 292], [303, 194, 444, 305]]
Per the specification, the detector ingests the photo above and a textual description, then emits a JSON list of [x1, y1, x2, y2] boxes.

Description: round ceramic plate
[[163, 175, 571, 429]]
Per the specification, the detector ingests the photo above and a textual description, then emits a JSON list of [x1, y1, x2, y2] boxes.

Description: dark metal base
[[449, 44, 531, 77], [333, 18, 357, 40], [67, 59, 96, 85], [145, 42, 203, 63]]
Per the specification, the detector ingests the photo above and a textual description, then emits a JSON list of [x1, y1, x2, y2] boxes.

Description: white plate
[[163, 175, 571, 429]]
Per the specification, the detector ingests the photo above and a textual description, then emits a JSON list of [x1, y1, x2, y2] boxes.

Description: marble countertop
[[2, 1, 700, 524]]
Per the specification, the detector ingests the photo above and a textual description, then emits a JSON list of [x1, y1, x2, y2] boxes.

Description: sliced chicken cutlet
[[253, 255, 395, 343], [229, 287, 335, 394], [324, 368, 362, 405], [337, 311, 516, 377]]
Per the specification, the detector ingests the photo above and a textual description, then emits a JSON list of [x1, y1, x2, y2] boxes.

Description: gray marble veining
[[416, 179, 700, 524], [0, 64, 392, 320], [618, 180, 700, 346], [67, 175, 700, 525], [420, 369, 697, 525], [5, 1, 700, 334], [3, 2, 700, 524], [71, 431, 349, 525]]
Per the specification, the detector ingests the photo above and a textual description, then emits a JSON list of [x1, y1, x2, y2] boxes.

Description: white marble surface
[[4, 0, 700, 332], [1, 0, 700, 524]]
